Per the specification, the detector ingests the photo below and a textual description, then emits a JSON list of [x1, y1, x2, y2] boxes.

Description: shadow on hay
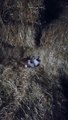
[[59, 71, 68, 120], [35, 0, 62, 46]]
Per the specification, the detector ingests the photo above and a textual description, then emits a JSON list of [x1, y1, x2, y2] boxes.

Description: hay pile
[[0, 0, 68, 120]]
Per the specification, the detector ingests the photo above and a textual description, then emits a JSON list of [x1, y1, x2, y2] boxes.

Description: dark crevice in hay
[[60, 74, 68, 99], [35, 0, 62, 46], [59, 72, 68, 120], [39, 0, 62, 26], [0, 47, 5, 63], [34, 24, 42, 46], [0, 0, 4, 12], [52, 83, 66, 120]]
